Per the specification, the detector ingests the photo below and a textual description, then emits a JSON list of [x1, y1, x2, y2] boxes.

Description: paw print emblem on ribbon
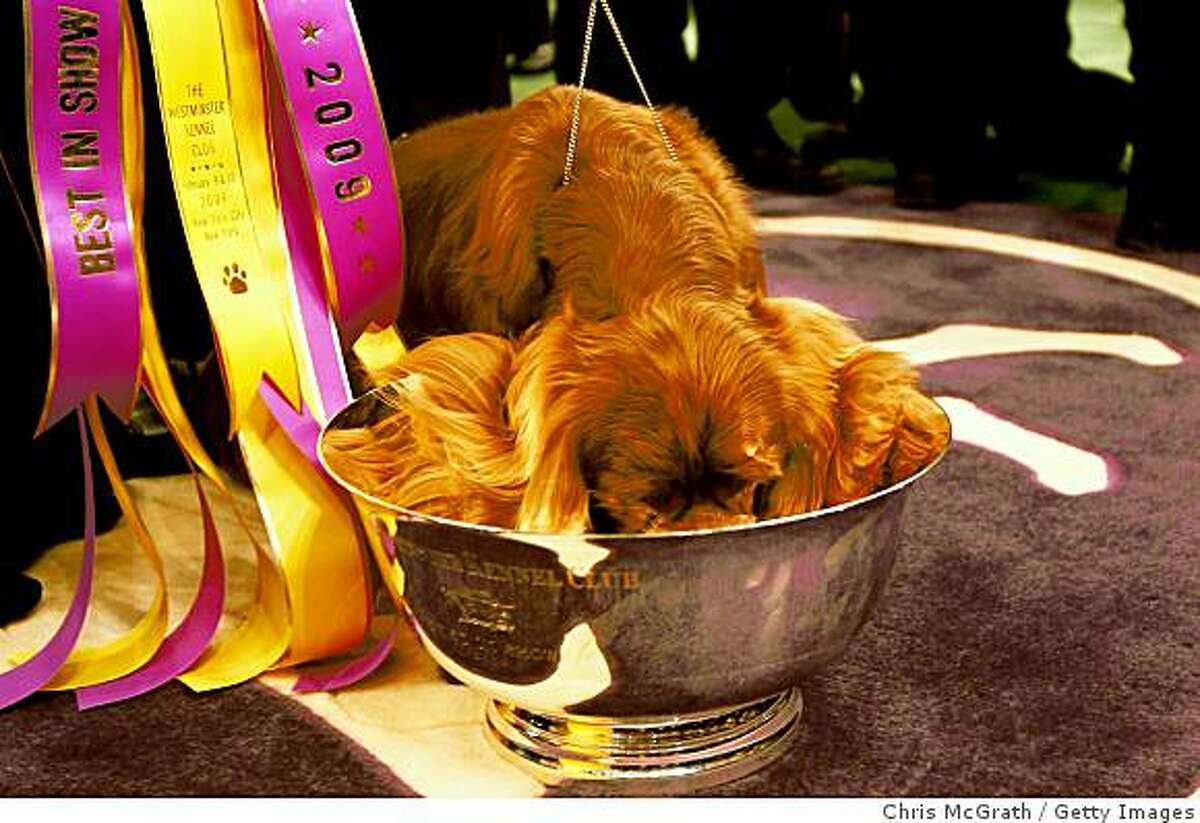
[[222, 262, 248, 294]]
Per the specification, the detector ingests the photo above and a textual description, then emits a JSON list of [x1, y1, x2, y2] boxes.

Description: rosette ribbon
[[139, 0, 406, 689], [7, 0, 406, 709], [27, 0, 140, 434], [5, 0, 230, 709], [253, 0, 407, 684]]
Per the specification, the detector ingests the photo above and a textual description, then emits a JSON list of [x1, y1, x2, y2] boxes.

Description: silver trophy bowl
[[319, 385, 950, 793]]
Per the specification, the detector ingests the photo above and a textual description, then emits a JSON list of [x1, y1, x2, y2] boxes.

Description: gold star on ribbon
[[299, 20, 323, 44], [358, 255, 376, 275], [352, 216, 369, 234]]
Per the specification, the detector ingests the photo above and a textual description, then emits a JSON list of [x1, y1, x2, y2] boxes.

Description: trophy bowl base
[[484, 688, 802, 794]]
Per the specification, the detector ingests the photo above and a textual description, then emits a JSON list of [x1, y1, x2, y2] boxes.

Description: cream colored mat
[[0, 474, 541, 798]]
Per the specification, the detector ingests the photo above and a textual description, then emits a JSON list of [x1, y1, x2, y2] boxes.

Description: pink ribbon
[[259, 0, 405, 343], [254, 2, 409, 692], [380, 531, 397, 561], [0, 411, 97, 710], [260, 380, 326, 471], [267, 59, 352, 419], [292, 622, 397, 694], [27, 0, 141, 432], [74, 475, 226, 710], [5, 0, 151, 712]]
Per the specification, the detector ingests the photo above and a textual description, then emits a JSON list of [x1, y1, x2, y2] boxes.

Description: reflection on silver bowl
[[319, 385, 950, 792]]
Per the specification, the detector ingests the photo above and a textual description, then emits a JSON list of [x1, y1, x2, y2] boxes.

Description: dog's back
[[390, 86, 766, 344]]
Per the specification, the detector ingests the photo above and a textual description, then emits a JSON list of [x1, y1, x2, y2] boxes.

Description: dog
[[326, 86, 949, 534]]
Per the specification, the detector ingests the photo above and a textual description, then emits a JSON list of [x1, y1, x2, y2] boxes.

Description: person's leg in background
[[787, 1, 853, 127], [689, 0, 843, 192], [853, 0, 1029, 209], [852, 0, 989, 208], [1118, 0, 1199, 252], [785, 0, 858, 167], [505, 0, 555, 75], [984, 0, 1130, 181]]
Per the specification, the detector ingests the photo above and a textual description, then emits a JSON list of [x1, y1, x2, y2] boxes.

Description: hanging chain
[[562, 0, 598, 185], [598, 0, 678, 163], [562, 0, 678, 186]]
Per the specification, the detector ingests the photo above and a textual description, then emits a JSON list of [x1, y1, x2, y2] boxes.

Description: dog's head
[[338, 294, 949, 534], [509, 292, 787, 532], [508, 294, 949, 533]]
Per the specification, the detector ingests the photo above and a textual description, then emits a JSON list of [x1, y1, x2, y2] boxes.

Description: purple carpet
[[3, 187, 1197, 797]]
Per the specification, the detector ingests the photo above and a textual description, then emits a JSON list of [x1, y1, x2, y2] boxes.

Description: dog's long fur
[[392, 86, 765, 341], [328, 86, 949, 533]]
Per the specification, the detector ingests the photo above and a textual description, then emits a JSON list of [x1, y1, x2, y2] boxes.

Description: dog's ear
[[747, 296, 846, 516], [886, 384, 950, 485], [749, 297, 946, 515], [514, 425, 591, 533], [508, 312, 592, 533], [826, 347, 950, 505], [325, 334, 527, 525]]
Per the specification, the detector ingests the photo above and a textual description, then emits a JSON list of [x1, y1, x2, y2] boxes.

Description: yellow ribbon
[[140, 0, 370, 686], [122, 0, 224, 489], [139, 0, 301, 431], [351, 326, 408, 387]]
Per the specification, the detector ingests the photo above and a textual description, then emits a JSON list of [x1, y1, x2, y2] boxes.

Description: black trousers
[[504, 0, 553, 58], [553, 0, 852, 157], [689, 0, 803, 152], [1122, 0, 1199, 241], [853, 0, 1139, 183]]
